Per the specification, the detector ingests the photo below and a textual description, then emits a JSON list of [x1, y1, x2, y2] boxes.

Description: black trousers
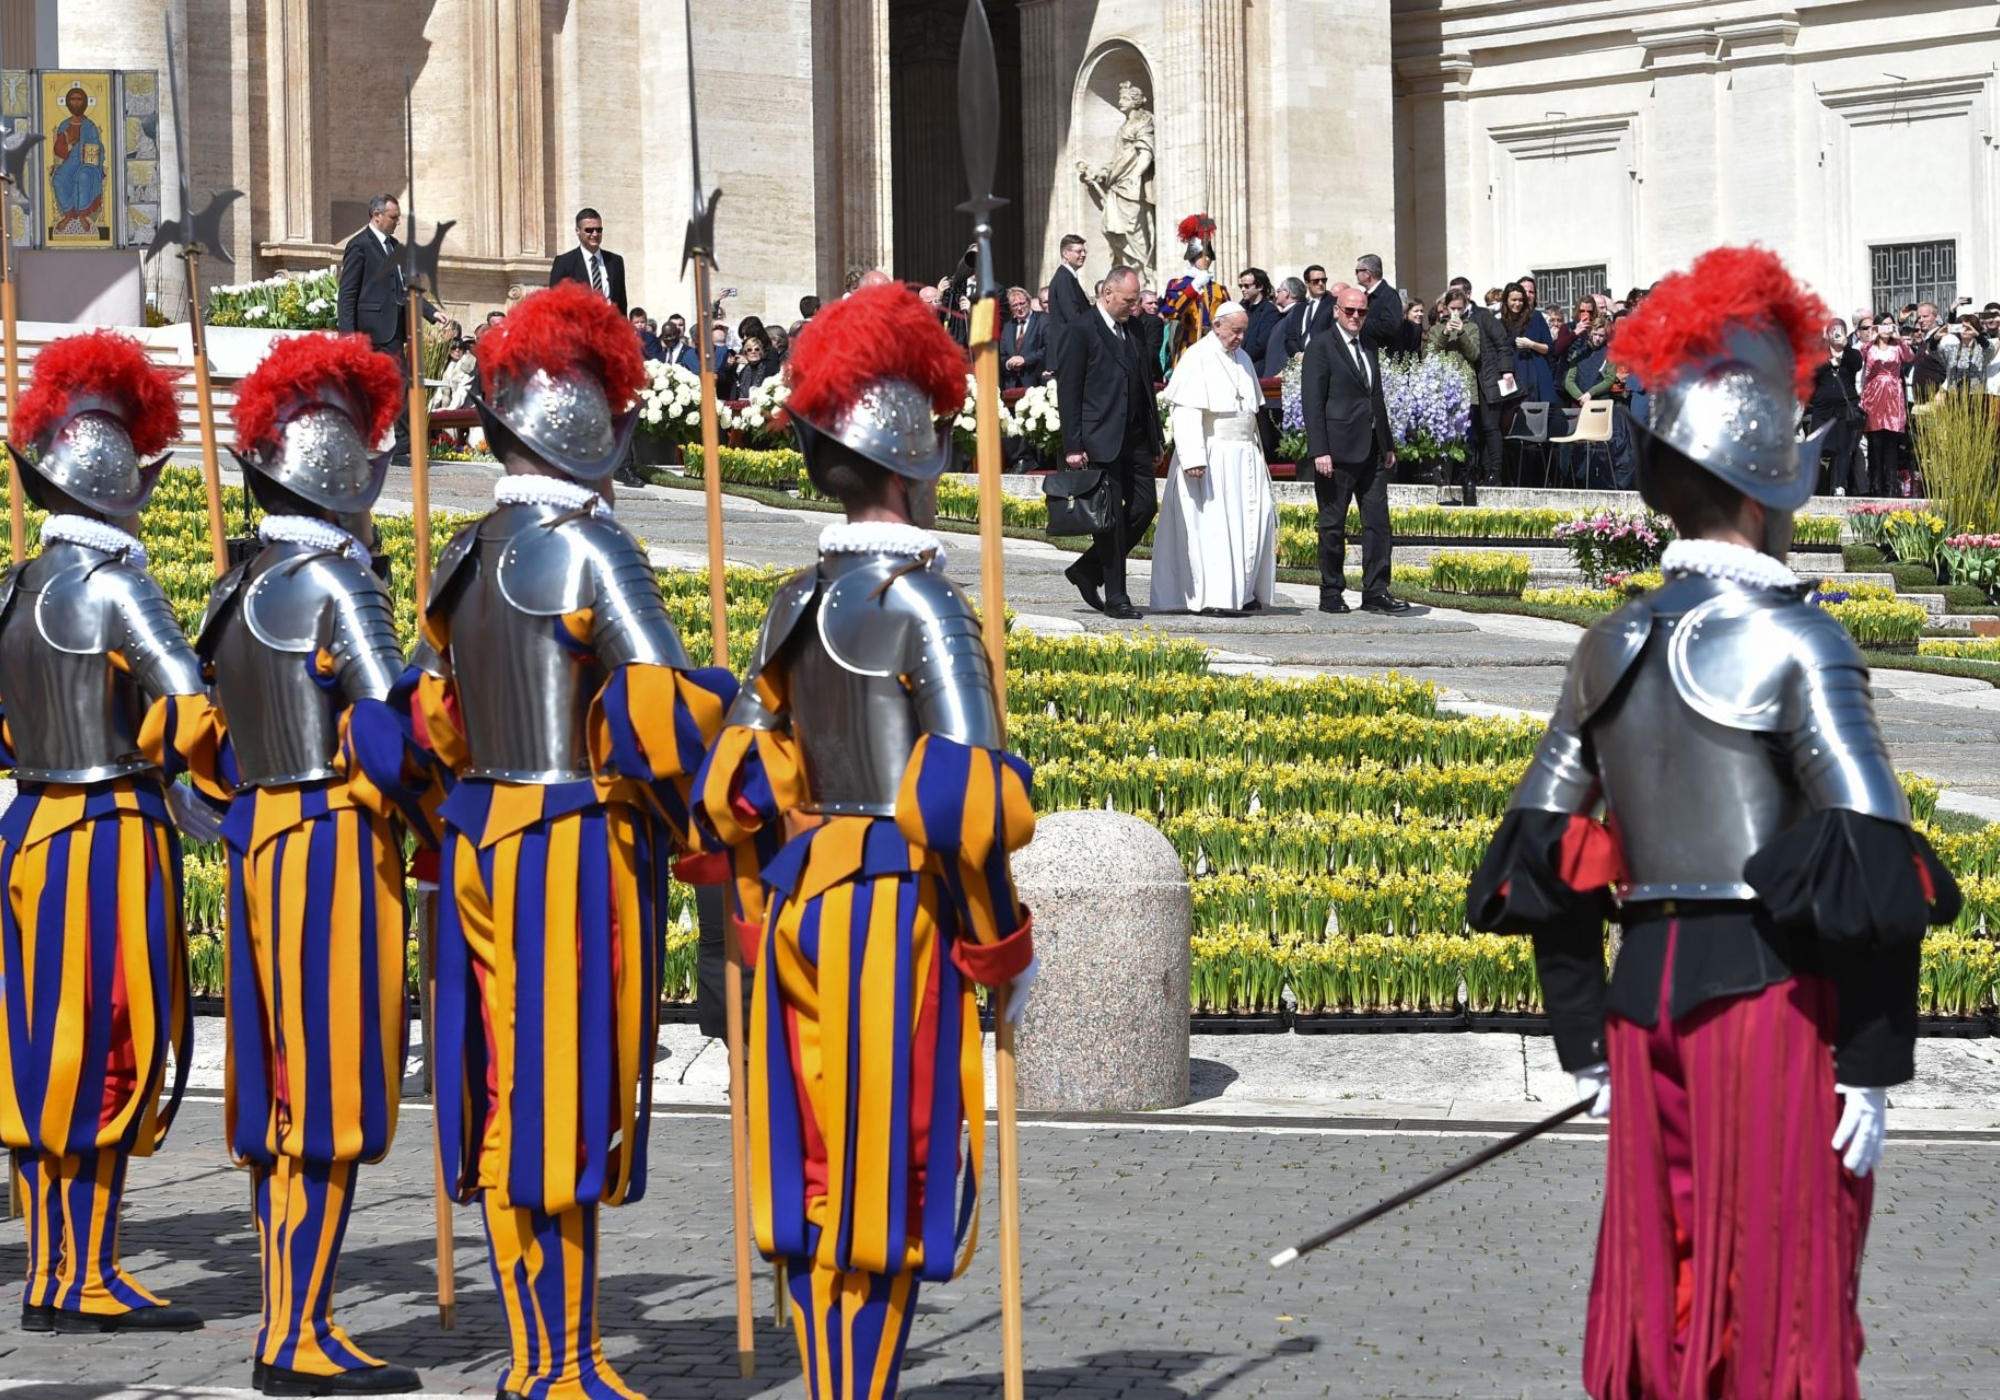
[[1076, 437, 1158, 609], [1477, 400, 1510, 484], [1815, 417, 1861, 495], [1314, 448, 1392, 603], [1864, 428, 1904, 497]]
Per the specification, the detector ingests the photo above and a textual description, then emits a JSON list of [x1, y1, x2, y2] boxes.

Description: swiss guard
[[196, 333, 441, 1395], [416, 280, 735, 1400], [1468, 245, 1961, 1398], [693, 283, 1039, 1399], [0, 331, 224, 1333]]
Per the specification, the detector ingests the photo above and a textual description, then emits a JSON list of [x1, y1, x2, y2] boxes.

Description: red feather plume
[[478, 281, 645, 412], [1177, 213, 1215, 242], [232, 333, 404, 454], [784, 283, 968, 424], [16, 330, 182, 458], [1610, 245, 1828, 399]]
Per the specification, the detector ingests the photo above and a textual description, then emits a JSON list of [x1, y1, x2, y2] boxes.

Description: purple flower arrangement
[[1382, 354, 1475, 465]]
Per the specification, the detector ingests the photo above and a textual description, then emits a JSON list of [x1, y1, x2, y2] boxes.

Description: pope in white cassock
[[1149, 302, 1279, 615]]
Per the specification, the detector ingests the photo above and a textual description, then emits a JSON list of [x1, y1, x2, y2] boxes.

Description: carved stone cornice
[[1634, 24, 1721, 73], [1395, 50, 1474, 100]]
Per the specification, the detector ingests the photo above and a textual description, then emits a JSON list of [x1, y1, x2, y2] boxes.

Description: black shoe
[[1360, 593, 1413, 616], [1196, 606, 1247, 618], [1064, 560, 1104, 613], [1318, 599, 1352, 615], [256, 1361, 423, 1396], [53, 1302, 204, 1332], [1242, 598, 1263, 613], [21, 1302, 55, 1332], [1104, 602, 1143, 621]]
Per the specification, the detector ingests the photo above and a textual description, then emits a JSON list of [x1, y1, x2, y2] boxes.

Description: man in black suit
[[1284, 264, 1338, 361], [1000, 286, 1047, 390], [1045, 233, 1093, 368], [337, 193, 446, 457], [1353, 252, 1403, 350], [1303, 286, 1409, 616], [1055, 266, 1162, 621], [548, 208, 628, 314]]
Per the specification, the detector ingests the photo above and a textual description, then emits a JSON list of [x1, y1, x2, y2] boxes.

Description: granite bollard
[[1010, 810, 1191, 1111]]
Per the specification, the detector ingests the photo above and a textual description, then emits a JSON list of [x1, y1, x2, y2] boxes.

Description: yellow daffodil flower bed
[[58, 470, 2000, 1019]]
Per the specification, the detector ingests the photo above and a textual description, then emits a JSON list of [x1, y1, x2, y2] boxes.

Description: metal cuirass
[[744, 550, 1001, 817], [427, 502, 691, 783], [1583, 574, 1909, 903], [199, 541, 405, 789], [0, 541, 205, 783]]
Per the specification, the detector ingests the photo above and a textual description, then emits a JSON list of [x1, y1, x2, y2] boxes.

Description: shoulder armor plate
[[425, 521, 480, 615], [749, 567, 820, 676], [244, 549, 385, 655], [818, 557, 973, 678], [196, 561, 251, 655], [1666, 590, 1823, 734], [495, 512, 640, 618], [34, 560, 116, 655], [1572, 594, 1654, 723]]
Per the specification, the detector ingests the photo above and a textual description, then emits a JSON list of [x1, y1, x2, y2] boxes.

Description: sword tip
[[1269, 1247, 1299, 1269]]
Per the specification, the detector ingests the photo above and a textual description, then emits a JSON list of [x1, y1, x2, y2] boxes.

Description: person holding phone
[[1861, 314, 1915, 496]]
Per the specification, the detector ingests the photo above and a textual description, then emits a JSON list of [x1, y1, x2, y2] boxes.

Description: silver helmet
[[235, 383, 388, 513], [1629, 321, 1826, 515], [474, 366, 638, 482], [10, 396, 167, 516], [791, 376, 952, 482]]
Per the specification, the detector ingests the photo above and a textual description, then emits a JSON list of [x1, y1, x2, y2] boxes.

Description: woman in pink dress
[[1859, 316, 1914, 496]]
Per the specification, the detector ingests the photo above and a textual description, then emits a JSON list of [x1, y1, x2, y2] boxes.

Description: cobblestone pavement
[[3, 1100, 1996, 1398]]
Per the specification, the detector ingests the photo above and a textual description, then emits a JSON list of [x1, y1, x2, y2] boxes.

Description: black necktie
[[590, 254, 605, 297], [1349, 336, 1368, 388]]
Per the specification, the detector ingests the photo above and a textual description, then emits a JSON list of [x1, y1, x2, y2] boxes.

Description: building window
[[1870, 241, 1955, 314], [1531, 265, 1609, 312]]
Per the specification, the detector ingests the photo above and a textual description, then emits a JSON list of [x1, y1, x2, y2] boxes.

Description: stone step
[[1921, 613, 2000, 634]]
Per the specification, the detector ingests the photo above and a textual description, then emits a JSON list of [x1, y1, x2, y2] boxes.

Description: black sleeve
[[1301, 340, 1330, 462], [1824, 942, 1921, 1087], [548, 252, 567, 288], [1360, 285, 1400, 349], [1467, 807, 1618, 1070], [1055, 321, 1089, 457], [337, 239, 363, 335]]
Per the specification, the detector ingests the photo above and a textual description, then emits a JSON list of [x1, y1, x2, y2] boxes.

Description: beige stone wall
[[1390, 0, 2000, 311]]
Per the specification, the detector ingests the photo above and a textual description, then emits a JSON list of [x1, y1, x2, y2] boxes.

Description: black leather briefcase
[[1042, 468, 1114, 536]]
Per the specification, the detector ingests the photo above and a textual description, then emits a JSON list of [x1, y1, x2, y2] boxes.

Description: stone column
[[1394, 51, 1474, 298], [890, 7, 958, 283], [1636, 25, 1723, 274], [263, 0, 323, 245], [1714, 17, 1801, 250], [1018, 0, 1063, 288], [1198, 0, 1248, 273], [816, 0, 892, 289]]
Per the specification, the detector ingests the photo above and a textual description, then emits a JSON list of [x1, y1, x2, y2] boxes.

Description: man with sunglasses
[[548, 207, 628, 315], [1303, 286, 1409, 616], [1283, 264, 1338, 361]]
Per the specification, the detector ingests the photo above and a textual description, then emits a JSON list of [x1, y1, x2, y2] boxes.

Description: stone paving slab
[[1, 1101, 1995, 1397]]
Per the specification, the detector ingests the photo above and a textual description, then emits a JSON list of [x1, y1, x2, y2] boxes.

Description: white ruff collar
[[495, 475, 612, 518], [259, 514, 371, 564], [41, 514, 147, 568], [1661, 538, 1800, 592], [819, 521, 947, 565]]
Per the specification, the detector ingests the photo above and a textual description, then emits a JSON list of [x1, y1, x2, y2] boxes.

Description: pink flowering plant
[[1939, 533, 2000, 599], [1553, 511, 1673, 586], [1845, 502, 1896, 550]]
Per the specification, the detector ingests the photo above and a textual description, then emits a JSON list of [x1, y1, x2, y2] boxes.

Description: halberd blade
[[0, 128, 41, 190], [145, 189, 244, 265], [955, 0, 1006, 224]]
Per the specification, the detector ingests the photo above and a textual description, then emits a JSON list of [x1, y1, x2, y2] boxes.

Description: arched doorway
[[889, 0, 1024, 288]]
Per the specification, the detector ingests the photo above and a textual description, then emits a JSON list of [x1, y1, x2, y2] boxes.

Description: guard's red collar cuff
[[950, 911, 1035, 988]]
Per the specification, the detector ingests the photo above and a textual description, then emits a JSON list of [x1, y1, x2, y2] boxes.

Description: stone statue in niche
[[1077, 81, 1155, 281]]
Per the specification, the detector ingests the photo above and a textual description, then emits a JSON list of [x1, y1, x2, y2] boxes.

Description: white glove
[[1573, 1062, 1611, 1119], [1832, 1084, 1887, 1177], [167, 781, 226, 846], [999, 955, 1039, 1027]]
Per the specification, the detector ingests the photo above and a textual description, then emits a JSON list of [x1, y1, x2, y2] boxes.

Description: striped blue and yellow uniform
[[0, 693, 225, 1318], [419, 617, 734, 1400], [698, 677, 1037, 1400]]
